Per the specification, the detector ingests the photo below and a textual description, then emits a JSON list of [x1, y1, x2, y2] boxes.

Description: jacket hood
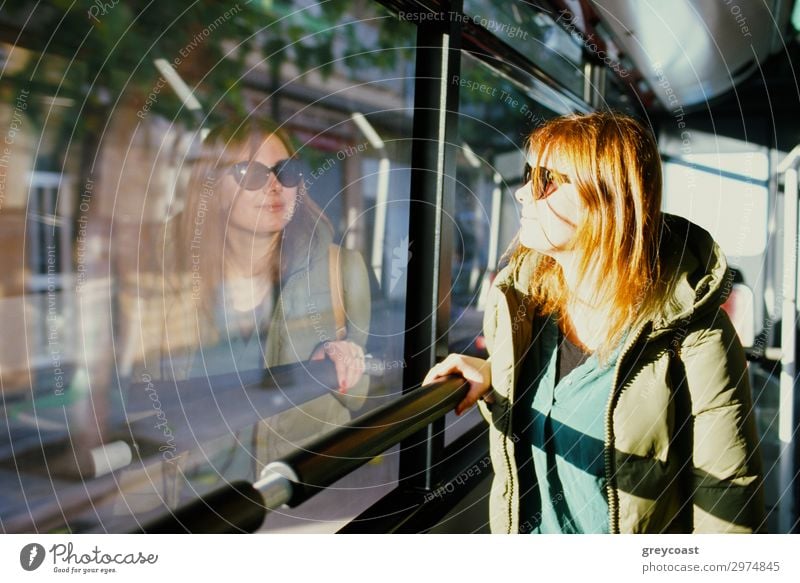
[[651, 213, 729, 333], [495, 213, 729, 337]]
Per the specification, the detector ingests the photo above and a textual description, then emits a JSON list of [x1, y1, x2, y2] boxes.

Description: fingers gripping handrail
[[137, 376, 469, 533]]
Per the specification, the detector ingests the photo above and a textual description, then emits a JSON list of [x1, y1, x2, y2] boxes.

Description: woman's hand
[[423, 354, 492, 416], [310, 340, 365, 393]]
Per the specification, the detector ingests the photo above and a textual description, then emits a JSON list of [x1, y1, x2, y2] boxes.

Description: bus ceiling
[[556, 0, 798, 147]]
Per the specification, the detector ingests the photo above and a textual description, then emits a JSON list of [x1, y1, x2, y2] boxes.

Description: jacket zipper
[[604, 321, 649, 534], [604, 284, 707, 533], [501, 290, 528, 533], [502, 406, 515, 533]]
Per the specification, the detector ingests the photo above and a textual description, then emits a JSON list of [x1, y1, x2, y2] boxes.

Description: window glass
[[662, 160, 768, 342], [679, 152, 769, 182], [464, 0, 585, 96], [603, 77, 636, 114], [662, 161, 768, 257], [0, 1, 414, 533], [659, 129, 768, 177], [445, 53, 557, 445]]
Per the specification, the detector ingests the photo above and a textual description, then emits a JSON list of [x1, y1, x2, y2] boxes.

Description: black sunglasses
[[229, 159, 303, 190], [523, 163, 571, 200]]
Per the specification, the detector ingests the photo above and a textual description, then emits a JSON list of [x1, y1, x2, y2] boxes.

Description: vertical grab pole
[[477, 171, 502, 311], [779, 154, 799, 533], [351, 112, 390, 284], [400, 0, 462, 491]]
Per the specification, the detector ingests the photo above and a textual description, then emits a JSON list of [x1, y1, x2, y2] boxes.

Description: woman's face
[[514, 152, 584, 256], [220, 134, 299, 237]]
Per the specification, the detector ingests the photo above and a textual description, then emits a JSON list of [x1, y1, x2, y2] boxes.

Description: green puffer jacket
[[477, 213, 764, 534]]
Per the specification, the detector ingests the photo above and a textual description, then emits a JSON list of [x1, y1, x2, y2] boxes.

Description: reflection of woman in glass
[[176, 117, 369, 394], [425, 112, 763, 533], [125, 116, 370, 473]]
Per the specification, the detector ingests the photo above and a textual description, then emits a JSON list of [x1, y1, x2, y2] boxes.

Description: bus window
[[661, 135, 769, 340], [464, 0, 585, 97], [445, 52, 557, 445], [0, 0, 415, 534]]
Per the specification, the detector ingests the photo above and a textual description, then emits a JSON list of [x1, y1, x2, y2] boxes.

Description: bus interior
[[0, 0, 799, 534]]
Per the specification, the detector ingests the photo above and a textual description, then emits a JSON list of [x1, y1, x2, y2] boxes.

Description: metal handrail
[[137, 376, 469, 533], [777, 148, 800, 533]]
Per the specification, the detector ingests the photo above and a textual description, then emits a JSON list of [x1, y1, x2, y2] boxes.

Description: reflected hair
[[506, 111, 665, 363], [179, 115, 332, 312]]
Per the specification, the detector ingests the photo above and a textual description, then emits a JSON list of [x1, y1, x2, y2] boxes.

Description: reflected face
[[219, 134, 299, 236], [514, 152, 584, 256]]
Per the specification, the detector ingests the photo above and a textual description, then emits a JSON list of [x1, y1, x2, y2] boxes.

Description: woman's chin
[[519, 232, 550, 254], [519, 229, 575, 257], [250, 217, 290, 235]]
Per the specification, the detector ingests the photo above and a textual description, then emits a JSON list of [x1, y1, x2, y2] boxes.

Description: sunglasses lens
[[537, 169, 553, 200], [275, 159, 302, 187], [525, 167, 569, 200], [522, 164, 550, 198], [232, 162, 269, 190], [230, 159, 303, 190]]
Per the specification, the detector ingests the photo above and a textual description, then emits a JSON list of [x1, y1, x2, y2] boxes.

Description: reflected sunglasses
[[229, 159, 303, 190], [523, 163, 571, 200]]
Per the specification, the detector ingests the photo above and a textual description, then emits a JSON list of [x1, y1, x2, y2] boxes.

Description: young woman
[[171, 116, 370, 395], [121, 116, 371, 502], [424, 112, 764, 533]]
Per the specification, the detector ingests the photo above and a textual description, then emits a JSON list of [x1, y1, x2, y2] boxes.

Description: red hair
[[507, 112, 665, 362]]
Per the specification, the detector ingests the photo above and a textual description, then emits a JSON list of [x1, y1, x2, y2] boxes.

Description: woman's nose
[[262, 171, 281, 193]]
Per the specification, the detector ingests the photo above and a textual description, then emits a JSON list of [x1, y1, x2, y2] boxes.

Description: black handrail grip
[[276, 376, 469, 507], [130, 376, 469, 533]]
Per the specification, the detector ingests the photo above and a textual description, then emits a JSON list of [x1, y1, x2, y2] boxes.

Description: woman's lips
[[258, 203, 285, 212]]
